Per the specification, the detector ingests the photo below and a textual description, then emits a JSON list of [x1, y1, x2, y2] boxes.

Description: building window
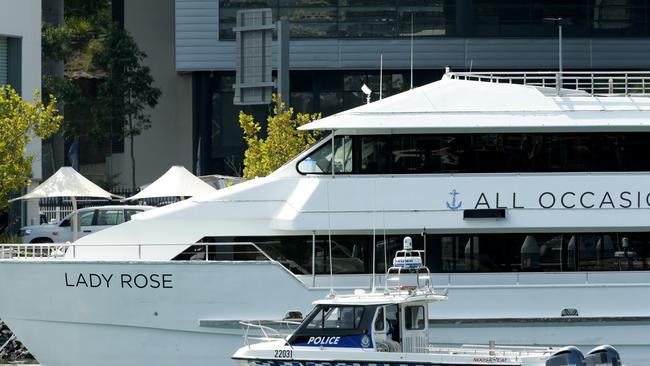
[[219, 0, 650, 39]]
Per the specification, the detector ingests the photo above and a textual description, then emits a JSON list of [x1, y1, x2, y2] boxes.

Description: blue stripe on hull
[[249, 361, 440, 366]]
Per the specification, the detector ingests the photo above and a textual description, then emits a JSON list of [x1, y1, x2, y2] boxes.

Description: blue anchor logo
[[446, 189, 462, 210]]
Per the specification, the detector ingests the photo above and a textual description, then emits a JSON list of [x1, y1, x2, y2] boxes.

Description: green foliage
[[93, 25, 161, 190], [240, 95, 321, 179], [0, 86, 63, 209], [42, 22, 72, 61], [0, 233, 20, 244]]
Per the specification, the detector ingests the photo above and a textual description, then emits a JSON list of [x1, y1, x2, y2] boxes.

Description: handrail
[[239, 320, 298, 346], [0, 242, 275, 261], [447, 70, 650, 96]]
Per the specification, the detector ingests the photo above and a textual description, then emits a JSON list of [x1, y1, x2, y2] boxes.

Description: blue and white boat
[[232, 237, 623, 366]]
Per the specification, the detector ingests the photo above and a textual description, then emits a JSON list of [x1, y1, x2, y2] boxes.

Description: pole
[[558, 18, 563, 89], [410, 12, 414, 89], [71, 196, 78, 242], [379, 54, 383, 100], [277, 20, 290, 110]]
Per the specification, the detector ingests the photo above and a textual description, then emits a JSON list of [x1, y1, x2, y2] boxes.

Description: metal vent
[[0, 37, 7, 86]]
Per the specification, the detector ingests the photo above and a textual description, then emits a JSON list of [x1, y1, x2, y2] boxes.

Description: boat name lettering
[[307, 336, 340, 345], [472, 356, 508, 362], [469, 191, 650, 210], [64, 272, 173, 289]]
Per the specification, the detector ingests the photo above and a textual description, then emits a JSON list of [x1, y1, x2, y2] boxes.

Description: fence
[[38, 188, 180, 224]]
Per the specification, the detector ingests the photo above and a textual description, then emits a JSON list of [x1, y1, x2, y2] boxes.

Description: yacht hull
[[0, 260, 649, 365]]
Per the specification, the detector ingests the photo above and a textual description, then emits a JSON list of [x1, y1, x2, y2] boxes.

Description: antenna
[[371, 182, 377, 292], [379, 53, 383, 100], [410, 12, 414, 90], [326, 180, 335, 297]]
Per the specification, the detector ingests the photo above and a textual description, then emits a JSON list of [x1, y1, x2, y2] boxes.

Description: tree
[[0, 86, 63, 209], [240, 95, 321, 179], [93, 25, 161, 192]]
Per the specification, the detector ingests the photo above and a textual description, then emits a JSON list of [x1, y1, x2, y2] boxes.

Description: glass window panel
[[79, 211, 95, 226], [319, 92, 344, 116], [95, 210, 121, 226], [279, 0, 337, 6], [242, 236, 314, 274], [290, 92, 314, 114], [314, 235, 369, 274], [405, 306, 425, 330], [360, 136, 388, 174]]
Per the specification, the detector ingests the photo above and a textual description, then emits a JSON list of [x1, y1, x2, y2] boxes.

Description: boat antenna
[[371, 182, 377, 292], [382, 198, 388, 274], [410, 12, 414, 90], [379, 53, 383, 100], [326, 180, 335, 298]]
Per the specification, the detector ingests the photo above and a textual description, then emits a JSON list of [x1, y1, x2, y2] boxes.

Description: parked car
[[19, 205, 153, 243]]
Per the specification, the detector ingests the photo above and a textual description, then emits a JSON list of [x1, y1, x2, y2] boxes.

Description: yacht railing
[[447, 71, 650, 96], [0, 242, 274, 261], [239, 320, 300, 346]]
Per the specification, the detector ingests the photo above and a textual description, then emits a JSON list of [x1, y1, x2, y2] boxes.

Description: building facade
[[123, 0, 650, 182], [0, 0, 43, 225]]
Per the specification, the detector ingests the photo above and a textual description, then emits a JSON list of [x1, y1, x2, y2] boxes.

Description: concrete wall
[[122, 0, 193, 188]]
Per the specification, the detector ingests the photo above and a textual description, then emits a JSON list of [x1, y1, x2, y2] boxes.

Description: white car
[[19, 205, 153, 243]]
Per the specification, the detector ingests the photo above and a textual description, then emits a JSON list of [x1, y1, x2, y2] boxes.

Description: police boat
[[232, 237, 623, 366]]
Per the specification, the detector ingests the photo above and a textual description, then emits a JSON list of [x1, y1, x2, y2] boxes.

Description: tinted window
[[313, 133, 650, 175], [95, 209, 124, 226], [79, 211, 95, 226], [125, 209, 144, 222], [307, 306, 364, 329], [297, 136, 353, 174], [404, 305, 425, 330]]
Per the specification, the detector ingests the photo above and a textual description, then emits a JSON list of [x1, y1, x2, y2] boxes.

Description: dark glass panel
[[315, 236, 370, 274], [319, 92, 344, 116], [279, 0, 337, 6], [360, 136, 389, 174]]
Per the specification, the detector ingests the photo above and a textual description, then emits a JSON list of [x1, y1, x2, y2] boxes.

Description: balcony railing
[[447, 70, 650, 96]]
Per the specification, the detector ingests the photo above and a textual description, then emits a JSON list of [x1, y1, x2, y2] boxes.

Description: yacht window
[[307, 306, 364, 329], [360, 136, 388, 174], [404, 305, 425, 330], [297, 136, 353, 174]]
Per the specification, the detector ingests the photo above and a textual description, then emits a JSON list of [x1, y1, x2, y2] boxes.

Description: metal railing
[[447, 71, 650, 96], [239, 320, 300, 346], [0, 242, 275, 261]]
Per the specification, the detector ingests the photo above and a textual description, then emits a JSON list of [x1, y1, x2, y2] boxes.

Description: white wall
[[118, 0, 194, 189], [0, 0, 42, 225], [0, 0, 42, 180]]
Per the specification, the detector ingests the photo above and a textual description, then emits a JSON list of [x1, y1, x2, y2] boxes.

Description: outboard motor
[[545, 346, 584, 366], [584, 345, 622, 366]]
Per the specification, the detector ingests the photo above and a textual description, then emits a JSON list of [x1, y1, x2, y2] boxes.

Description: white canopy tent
[[10, 167, 121, 241], [126, 165, 217, 201]]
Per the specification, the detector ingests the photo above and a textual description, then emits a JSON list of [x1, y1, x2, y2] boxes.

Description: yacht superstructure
[[2, 71, 650, 365]]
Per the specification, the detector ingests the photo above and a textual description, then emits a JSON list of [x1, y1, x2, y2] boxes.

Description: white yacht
[[1, 71, 650, 366]]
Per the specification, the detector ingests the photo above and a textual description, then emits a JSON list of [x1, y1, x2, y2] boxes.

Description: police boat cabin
[[232, 237, 623, 366]]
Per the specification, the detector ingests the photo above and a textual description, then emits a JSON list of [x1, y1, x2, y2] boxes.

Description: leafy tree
[[0, 86, 63, 209], [240, 95, 321, 179], [93, 25, 161, 192]]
